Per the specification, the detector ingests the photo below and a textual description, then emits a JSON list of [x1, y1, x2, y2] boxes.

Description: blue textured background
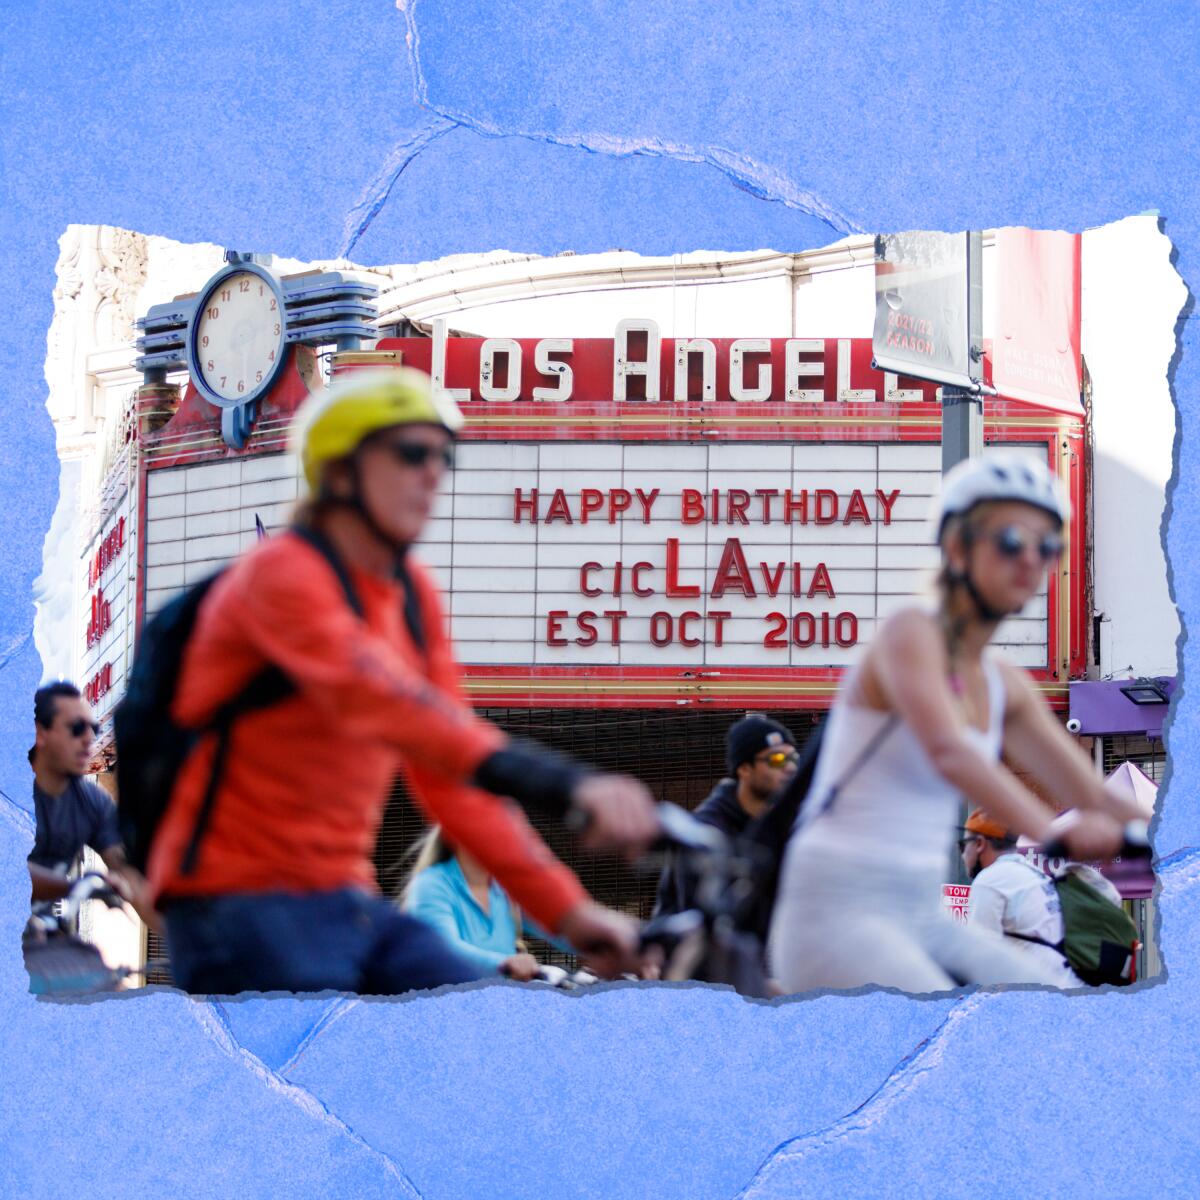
[[1, 2, 1196, 1194]]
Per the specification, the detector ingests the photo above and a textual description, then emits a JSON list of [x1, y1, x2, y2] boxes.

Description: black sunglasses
[[67, 718, 101, 738], [381, 441, 455, 471], [989, 525, 1063, 563]]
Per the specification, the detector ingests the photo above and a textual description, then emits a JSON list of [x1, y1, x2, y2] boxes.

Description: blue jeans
[[163, 889, 486, 995]]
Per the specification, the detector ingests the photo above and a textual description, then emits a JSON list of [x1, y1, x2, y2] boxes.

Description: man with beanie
[[961, 807, 1120, 988], [653, 714, 799, 921]]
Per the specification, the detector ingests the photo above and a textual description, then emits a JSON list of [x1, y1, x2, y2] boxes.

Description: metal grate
[[1101, 734, 1166, 784], [144, 926, 173, 986], [374, 707, 818, 967]]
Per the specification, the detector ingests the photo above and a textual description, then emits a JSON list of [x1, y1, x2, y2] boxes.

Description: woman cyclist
[[768, 452, 1148, 993]]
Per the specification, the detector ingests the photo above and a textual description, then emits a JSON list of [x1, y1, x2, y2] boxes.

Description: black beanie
[[725, 715, 796, 775]]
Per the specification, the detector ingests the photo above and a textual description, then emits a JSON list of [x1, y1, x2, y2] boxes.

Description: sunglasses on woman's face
[[381, 440, 455, 471], [67, 718, 101, 738], [988, 525, 1064, 563]]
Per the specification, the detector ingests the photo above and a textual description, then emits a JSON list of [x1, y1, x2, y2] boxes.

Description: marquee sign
[[417, 440, 1052, 678], [132, 328, 1084, 710], [383, 322, 944, 405], [78, 492, 133, 725]]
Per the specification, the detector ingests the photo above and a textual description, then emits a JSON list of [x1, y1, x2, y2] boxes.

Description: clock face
[[192, 269, 285, 405]]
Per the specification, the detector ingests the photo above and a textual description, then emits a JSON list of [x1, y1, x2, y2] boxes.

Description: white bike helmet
[[932, 451, 1070, 542]]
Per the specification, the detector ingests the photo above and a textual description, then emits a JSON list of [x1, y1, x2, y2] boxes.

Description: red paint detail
[[842, 489, 871, 525], [678, 611, 702, 648], [664, 537, 700, 598], [546, 611, 569, 646], [710, 538, 755, 599], [514, 488, 538, 522], [808, 562, 835, 599], [631, 562, 653, 597], [580, 563, 602, 598], [580, 488, 604, 522], [545, 489, 573, 523]]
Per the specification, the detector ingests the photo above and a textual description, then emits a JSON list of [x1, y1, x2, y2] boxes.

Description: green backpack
[[1009, 867, 1140, 986]]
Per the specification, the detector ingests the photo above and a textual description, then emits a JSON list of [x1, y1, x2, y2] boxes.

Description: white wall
[[1082, 216, 1184, 678]]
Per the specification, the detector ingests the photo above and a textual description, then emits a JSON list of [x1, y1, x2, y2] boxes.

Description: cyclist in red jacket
[[148, 368, 659, 994]]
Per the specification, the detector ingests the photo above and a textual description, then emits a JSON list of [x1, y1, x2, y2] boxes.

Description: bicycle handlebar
[[28, 872, 124, 934], [651, 803, 732, 855], [530, 964, 602, 990], [1042, 819, 1152, 863]]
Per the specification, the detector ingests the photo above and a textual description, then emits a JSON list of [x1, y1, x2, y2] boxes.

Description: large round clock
[[186, 262, 287, 409]]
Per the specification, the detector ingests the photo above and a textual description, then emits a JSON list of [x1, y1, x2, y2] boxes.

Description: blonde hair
[[400, 826, 454, 908]]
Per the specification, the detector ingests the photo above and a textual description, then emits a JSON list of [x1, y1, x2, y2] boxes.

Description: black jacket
[[652, 779, 750, 920]]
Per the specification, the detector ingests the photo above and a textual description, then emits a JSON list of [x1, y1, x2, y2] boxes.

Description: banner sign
[[872, 231, 981, 390], [992, 228, 1083, 416], [942, 884, 971, 923]]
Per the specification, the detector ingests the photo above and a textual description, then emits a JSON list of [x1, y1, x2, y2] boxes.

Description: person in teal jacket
[[402, 827, 567, 979]]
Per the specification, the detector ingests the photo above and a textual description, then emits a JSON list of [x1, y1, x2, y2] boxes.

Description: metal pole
[[941, 386, 984, 472], [945, 231, 984, 884], [941, 230, 985, 475]]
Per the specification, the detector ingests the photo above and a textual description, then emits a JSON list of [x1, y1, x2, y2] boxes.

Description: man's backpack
[[1008, 866, 1141, 986], [114, 526, 363, 875]]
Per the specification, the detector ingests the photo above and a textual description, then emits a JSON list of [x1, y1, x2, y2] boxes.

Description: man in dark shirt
[[653, 714, 799, 920], [27, 682, 135, 904]]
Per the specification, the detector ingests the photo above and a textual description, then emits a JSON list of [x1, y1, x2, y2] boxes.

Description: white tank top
[[792, 653, 1007, 873]]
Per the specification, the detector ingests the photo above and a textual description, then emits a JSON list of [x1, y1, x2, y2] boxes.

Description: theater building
[[45, 219, 1179, 980]]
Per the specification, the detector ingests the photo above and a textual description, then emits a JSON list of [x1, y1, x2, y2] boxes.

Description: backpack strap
[[178, 526, 365, 877], [393, 557, 427, 656], [806, 713, 899, 823], [291, 524, 364, 617], [1004, 929, 1069, 959]]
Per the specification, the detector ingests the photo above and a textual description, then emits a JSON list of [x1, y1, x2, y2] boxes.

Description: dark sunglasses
[[67, 718, 101, 738], [756, 749, 799, 768], [989, 525, 1063, 563], [381, 441, 455, 471]]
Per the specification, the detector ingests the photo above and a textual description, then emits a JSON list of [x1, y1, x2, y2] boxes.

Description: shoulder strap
[[1005, 929, 1069, 959], [290, 525, 364, 617], [982, 653, 1007, 741], [180, 526, 362, 877], [393, 557, 427, 655], [807, 713, 899, 823]]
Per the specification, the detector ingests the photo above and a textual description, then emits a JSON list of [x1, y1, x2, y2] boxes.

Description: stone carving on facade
[[94, 226, 149, 346]]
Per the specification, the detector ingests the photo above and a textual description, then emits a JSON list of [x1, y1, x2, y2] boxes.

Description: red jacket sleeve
[[401, 557, 588, 931]]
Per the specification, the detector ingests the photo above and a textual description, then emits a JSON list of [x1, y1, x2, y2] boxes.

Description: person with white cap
[[768, 451, 1148, 994], [146, 369, 659, 994]]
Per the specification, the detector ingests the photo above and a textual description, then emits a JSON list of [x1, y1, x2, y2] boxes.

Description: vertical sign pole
[[941, 231, 985, 475], [943, 230, 984, 885]]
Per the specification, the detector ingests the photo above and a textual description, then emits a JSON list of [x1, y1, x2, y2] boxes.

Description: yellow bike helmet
[[291, 367, 464, 492]]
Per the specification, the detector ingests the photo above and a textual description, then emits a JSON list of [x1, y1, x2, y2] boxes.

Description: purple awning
[[1068, 677, 1175, 738]]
